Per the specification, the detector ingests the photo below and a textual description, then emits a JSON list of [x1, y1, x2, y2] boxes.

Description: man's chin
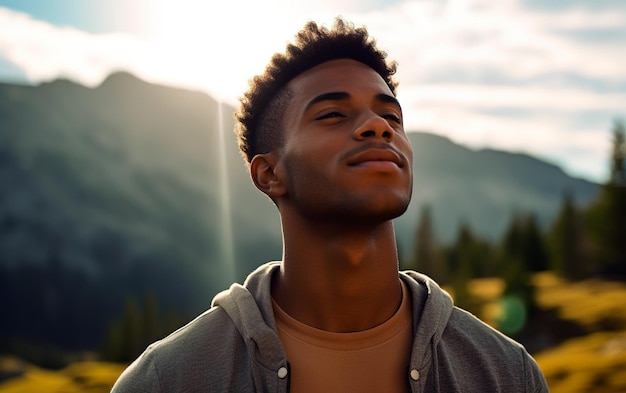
[[341, 201, 411, 224]]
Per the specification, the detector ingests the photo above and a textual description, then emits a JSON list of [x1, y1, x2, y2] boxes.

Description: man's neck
[[271, 219, 402, 332]]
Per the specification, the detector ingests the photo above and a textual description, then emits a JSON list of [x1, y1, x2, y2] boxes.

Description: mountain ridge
[[0, 72, 600, 350], [0, 71, 600, 268]]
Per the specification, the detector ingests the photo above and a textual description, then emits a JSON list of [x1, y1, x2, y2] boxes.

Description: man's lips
[[346, 147, 405, 168]]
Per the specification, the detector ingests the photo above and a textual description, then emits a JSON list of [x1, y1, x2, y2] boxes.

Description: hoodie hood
[[212, 262, 286, 371], [212, 262, 455, 390], [115, 261, 546, 392], [400, 270, 454, 385]]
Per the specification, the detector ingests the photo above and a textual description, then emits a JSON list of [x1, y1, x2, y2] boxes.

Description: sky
[[0, 0, 625, 183]]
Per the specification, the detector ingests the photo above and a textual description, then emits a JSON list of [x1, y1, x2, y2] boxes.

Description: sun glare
[[0, 0, 615, 181], [131, 0, 332, 103]]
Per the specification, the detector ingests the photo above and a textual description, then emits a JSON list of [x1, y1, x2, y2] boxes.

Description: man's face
[[274, 58, 413, 223]]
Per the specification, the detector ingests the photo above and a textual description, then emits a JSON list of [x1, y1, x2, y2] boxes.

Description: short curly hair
[[234, 17, 398, 165]]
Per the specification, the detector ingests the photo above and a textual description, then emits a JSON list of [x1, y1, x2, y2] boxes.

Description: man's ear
[[250, 153, 287, 199]]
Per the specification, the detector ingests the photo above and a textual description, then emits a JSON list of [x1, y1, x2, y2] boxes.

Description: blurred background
[[0, 1, 625, 392]]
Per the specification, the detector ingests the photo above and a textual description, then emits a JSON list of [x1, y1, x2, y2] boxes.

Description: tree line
[[5, 121, 621, 366], [401, 120, 626, 332], [102, 120, 625, 363]]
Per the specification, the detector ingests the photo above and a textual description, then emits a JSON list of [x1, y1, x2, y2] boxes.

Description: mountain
[[0, 73, 599, 351], [396, 132, 598, 251]]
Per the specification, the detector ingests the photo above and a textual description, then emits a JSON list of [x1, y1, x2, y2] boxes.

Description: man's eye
[[383, 114, 402, 123], [316, 112, 345, 120]]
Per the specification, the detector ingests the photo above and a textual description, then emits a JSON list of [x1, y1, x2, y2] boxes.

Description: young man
[[112, 19, 548, 392]]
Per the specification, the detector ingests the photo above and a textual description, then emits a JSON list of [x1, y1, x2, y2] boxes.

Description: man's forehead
[[287, 58, 393, 98]]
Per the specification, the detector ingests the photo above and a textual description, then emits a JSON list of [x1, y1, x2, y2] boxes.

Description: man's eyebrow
[[304, 92, 350, 111], [304, 91, 402, 112], [376, 93, 401, 109]]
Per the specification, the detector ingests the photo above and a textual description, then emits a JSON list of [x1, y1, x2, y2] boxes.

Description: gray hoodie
[[112, 262, 549, 392]]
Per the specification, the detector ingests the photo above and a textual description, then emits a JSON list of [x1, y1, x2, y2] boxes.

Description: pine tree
[[606, 120, 626, 276], [445, 222, 481, 313], [101, 296, 142, 362], [479, 212, 543, 334], [102, 294, 156, 362], [499, 215, 527, 284], [609, 120, 626, 187], [121, 297, 143, 362], [411, 205, 446, 283], [586, 120, 626, 277], [548, 191, 586, 279], [499, 213, 548, 274], [522, 215, 549, 272], [143, 292, 160, 348]]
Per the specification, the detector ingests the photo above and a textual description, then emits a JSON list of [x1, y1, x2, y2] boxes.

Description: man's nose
[[353, 112, 393, 142]]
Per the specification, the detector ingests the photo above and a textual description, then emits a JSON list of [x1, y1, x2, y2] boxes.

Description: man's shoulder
[[445, 306, 524, 353], [436, 307, 548, 392], [112, 305, 247, 392], [150, 305, 236, 355], [401, 270, 525, 355]]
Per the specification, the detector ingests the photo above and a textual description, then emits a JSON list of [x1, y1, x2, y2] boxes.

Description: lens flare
[[494, 295, 527, 334]]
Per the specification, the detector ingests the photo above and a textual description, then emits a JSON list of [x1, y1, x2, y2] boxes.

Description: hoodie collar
[[212, 262, 285, 369], [401, 270, 454, 387], [212, 263, 454, 378]]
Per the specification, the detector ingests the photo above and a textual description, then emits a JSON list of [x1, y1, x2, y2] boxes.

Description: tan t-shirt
[[272, 280, 413, 393]]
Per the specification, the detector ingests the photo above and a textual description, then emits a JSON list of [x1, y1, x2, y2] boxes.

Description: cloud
[[369, 0, 626, 83], [362, 0, 626, 181], [0, 7, 147, 86], [0, 1, 624, 182], [522, 0, 626, 13], [0, 52, 27, 82]]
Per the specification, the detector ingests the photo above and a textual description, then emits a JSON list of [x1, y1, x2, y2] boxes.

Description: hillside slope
[[0, 73, 599, 350]]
